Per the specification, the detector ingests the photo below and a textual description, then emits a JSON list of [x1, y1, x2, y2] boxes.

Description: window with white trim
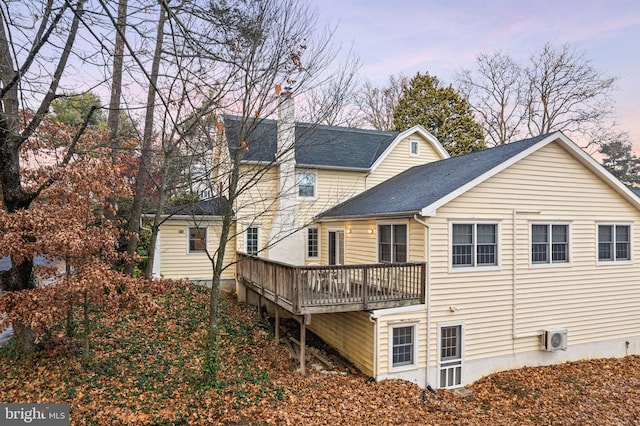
[[378, 224, 407, 263], [451, 223, 497, 268], [531, 224, 569, 264], [245, 226, 260, 255], [391, 324, 416, 368], [297, 171, 316, 198], [439, 324, 462, 388], [307, 227, 319, 259], [410, 140, 419, 156], [188, 227, 207, 253], [598, 224, 631, 262]]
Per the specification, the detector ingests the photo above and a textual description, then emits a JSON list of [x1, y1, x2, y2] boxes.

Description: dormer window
[[297, 170, 316, 198]]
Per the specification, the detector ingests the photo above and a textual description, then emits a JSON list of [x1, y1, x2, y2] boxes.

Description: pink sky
[[312, 0, 640, 150]]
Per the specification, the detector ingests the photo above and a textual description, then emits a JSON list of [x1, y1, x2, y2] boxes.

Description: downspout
[[368, 314, 378, 380], [512, 209, 541, 340], [413, 214, 431, 389]]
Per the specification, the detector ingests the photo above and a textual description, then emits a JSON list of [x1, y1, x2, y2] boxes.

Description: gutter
[[241, 160, 372, 173], [316, 211, 420, 223], [141, 214, 224, 221], [368, 314, 378, 380], [296, 163, 371, 173]]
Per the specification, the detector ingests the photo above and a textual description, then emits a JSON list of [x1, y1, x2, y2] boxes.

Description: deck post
[[299, 316, 306, 375], [363, 266, 369, 310], [275, 306, 280, 345], [420, 263, 426, 303], [293, 267, 301, 314]]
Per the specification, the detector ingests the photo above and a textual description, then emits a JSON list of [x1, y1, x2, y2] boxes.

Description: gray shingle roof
[[317, 133, 552, 219], [165, 197, 230, 217], [224, 115, 399, 169]]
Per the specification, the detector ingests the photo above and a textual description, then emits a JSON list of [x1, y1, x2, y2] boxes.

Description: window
[[188, 227, 206, 253], [391, 325, 415, 368], [246, 226, 260, 255], [328, 230, 345, 265], [378, 224, 407, 263], [531, 224, 569, 264], [297, 171, 316, 198], [439, 324, 463, 388], [598, 224, 631, 262], [307, 227, 319, 259], [451, 223, 497, 268], [410, 140, 419, 156]]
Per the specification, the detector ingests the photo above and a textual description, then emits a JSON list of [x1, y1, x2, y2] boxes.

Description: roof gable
[[317, 132, 640, 220], [224, 115, 429, 170], [369, 125, 449, 172]]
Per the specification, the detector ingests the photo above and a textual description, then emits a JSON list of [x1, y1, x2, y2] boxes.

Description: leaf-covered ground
[[1, 284, 639, 425]]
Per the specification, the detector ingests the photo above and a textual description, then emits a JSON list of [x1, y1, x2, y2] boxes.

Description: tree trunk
[[124, 4, 166, 276], [0, 258, 34, 292], [0, 2, 84, 353], [104, 0, 127, 223], [83, 291, 89, 360], [12, 322, 36, 353], [144, 179, 167, 278], [208, 151, 240, 353]]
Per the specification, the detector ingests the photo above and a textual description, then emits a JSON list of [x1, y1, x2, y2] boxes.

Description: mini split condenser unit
[[541, 328, 568, 352]]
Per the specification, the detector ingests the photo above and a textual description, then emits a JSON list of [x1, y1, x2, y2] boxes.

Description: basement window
[[390, 324, 416, 369]]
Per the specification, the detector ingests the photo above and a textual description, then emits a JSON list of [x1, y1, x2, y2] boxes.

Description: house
[[149, 198, 236, 286], [155, 91, 640, 389], [152, 89, 448, 282]]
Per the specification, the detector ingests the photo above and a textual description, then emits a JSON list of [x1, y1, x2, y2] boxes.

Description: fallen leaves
[[0, 284, 639, 425]]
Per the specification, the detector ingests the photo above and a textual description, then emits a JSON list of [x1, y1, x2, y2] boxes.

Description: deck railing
[[236, 253, 425, 315]]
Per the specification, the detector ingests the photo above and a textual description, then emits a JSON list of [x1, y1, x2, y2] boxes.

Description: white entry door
[[439, 324, 463, 388]]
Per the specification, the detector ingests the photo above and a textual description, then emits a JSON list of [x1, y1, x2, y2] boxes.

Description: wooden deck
[[236, 253, 425, 315]]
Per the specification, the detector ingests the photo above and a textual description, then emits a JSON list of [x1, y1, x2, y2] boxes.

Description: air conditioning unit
[[541, 328, 568, 352]]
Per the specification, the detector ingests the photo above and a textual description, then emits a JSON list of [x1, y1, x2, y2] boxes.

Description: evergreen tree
[[51, 92, 105, 129], [393, 72, 485, 156], [599, 139, 640, 186]]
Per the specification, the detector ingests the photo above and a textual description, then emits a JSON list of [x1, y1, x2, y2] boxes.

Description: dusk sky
[[311, 0, 640, 150]]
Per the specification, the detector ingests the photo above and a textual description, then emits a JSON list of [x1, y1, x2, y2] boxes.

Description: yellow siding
[[376, 309, 427, 377], [368, 134, 445, 187], [235, 166, 367, 257], [235, 166, 279, 256], [426, 141, 640, 364], [308, 311, 374, 375], [318, 219, 426, 265], [233, 132, 442, 262], [159, 220, 236, 281]]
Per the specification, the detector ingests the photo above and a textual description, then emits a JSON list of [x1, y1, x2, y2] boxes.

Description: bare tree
[[0, 1, 89, 350], [103, 0, 128, 223], [0, 0, 178, 351], [137, 0, 359, 364], [123, 1, 166, 276], [457, 51, 526, 146], [457, 43, 618, 149], [355, 74, 408, 131], [296, 51, 362, 127], [525, 42, 616, 149]]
